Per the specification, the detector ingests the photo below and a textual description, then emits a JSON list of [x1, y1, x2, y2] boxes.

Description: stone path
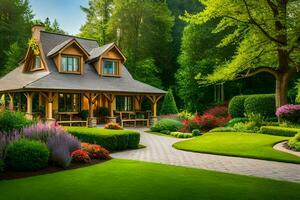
[[112, 128, 300, 183]]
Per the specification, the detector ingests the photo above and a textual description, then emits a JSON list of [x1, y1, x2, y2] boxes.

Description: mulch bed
[[0, 159, 108, 180]]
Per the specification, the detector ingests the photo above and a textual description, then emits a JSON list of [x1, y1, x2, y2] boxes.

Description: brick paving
[[112, 128, 300, 183]]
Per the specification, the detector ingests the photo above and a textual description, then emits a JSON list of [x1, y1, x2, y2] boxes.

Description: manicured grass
[[0, 159, 299, 200], [173, 132, 300, 163]]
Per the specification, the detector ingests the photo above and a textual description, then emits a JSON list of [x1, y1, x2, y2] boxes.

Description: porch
[[0, 91, 163, 127]]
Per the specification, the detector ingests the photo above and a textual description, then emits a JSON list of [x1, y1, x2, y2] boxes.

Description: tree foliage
[[183, 0, 300, 107], [0, 0, 33, 77], [79, 0, 113, 45]]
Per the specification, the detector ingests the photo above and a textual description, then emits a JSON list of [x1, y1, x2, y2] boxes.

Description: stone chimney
[[31, 24, 45, 41]]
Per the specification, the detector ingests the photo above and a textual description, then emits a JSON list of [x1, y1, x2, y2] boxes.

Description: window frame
[[116, 96, 134, 111], [58, 93, 81, 112], [102, 59, 119, 76], [31, 55, 43, 71], [61, 55, 81, 74]]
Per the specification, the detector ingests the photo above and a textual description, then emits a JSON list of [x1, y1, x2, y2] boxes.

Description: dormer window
[[61, 56, 80, 73], [30, 56, 43, 71], [102, 59, 118, 76]]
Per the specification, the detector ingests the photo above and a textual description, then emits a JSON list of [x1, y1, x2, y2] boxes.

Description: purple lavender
[[22, 122, 66, 143], [47, 133, 81, 168]]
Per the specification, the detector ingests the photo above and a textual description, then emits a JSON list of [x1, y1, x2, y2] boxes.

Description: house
[[0, 25, 165, 127]]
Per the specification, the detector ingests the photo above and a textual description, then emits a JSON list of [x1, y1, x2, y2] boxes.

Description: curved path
[[112, 128, 300, 183]]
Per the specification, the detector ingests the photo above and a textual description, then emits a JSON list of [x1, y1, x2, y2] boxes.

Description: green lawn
[[0, 159, 299, 200], [145, 130, 177, 138], [173, 132, 300, 163]]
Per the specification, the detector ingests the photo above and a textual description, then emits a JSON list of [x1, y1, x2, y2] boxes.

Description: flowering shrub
[[181, 105, 231, 132], [177, 111, 194, 120], [81, 143, 111, 160], [276, 104, 300, 123], [104, 122, 123, 130], [47, 133, 81, 168], [71, 150, 91, 163]]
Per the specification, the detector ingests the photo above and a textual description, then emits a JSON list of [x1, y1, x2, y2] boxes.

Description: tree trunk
[[275, 73, 290, 108]]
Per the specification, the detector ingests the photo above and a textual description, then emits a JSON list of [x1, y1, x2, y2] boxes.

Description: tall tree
[[166, 0, 201, 87], [0, 0, 33, 77], [33, 18, 66, 34], [183, 0, 300, 108], [108, 0, 174, 88], [79, 0, 113, 45]]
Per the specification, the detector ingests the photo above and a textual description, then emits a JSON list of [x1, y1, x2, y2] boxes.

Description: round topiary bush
[[192, 129, 201, 136], [6, 139, 49, 171], [160, 89, 178, 115], [244, 94, 276, 117], [228, 95, 248, 118]]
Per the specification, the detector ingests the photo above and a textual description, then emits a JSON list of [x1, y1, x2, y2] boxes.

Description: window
[[116, 96, 133, 111], [102, 60, 118, 75], [62, 56, 80, 72], [32, 56, 42, 70], [58, 93, 80, 112]]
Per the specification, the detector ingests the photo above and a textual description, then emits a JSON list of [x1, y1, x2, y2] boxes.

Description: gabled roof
[[87, 42, 126, 63], [0, 31, 165, 95], [47, 38, 90, 57]]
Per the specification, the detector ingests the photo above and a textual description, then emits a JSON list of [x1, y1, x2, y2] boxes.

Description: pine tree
[[160, 89, 178, 115]]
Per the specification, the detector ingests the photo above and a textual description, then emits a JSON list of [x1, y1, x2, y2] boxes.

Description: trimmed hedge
[[150, 119, 183, 132], [209, 127, 237, 132], [228, 96, 249, 118], [67, 127, 140, 151], [5, 139, 49, 171], [170, 132, 193, 138], [244, 94, 276, 117], [260, 126, 299, 137]]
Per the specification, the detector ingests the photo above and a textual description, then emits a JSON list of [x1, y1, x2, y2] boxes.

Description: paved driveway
[[112, 128, 300, 183]]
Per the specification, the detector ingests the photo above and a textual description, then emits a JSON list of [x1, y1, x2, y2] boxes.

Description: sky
[[29, 0, 89, 35]]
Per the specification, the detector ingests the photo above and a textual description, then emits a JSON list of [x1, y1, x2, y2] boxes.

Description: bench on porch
[[118, 111, 150, 128], [55, 112, 87, 127]]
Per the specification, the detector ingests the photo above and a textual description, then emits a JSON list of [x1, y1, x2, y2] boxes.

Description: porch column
[[41, 92, 56, 123], [0, 94, 4, 111], [147, 95, 163, 125], [8, 93, 14, 111], [84, 93, 100, 127], [104, 93, 116, 123], [24, 92, 33, 120], [134, 95, 143, 111]]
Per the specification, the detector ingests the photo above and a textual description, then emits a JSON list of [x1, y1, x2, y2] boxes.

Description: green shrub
[[209, 127, 237, 132], [244, 94, 276, 117], [5, 139, 49, 171], [260, 126, 299, 137], [170, 132, 193, 138], [0, 111, 32, 132], [228, 95, 249, 117], [245, 113, 266, 126], [161, 130, 171, 135], [192, 129, 201, 136], [288, 133, 300, 151], [150, 119, 183, 132], [0, 159, 4, 175], [226, 118, 247, 127], [67, 127, 140, 150], [160, 89, 178, 115], [79, 110, 89, 120], [233, 122, 259, 133]]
